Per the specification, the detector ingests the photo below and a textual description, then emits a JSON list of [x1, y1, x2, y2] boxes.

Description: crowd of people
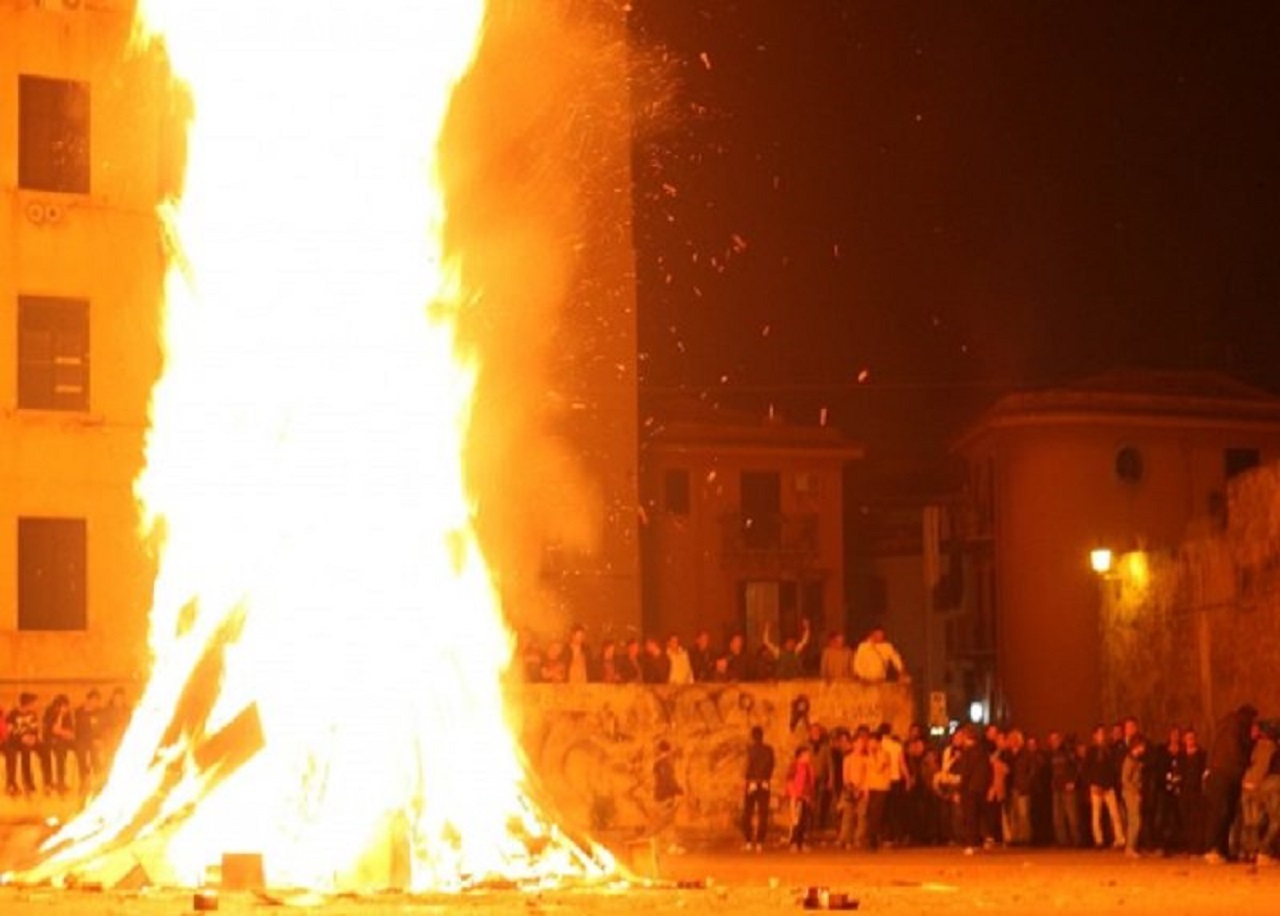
[[1, 688, 130, 798], [518, 621, 910, 685], [740, 703, 1278, 864]]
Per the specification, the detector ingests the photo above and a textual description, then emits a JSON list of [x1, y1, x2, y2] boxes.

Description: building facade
[[1, 0, 171, 686], [954, 370, 1280, 734], [2, 2, 640, 692], [640, 402, 863, 648]]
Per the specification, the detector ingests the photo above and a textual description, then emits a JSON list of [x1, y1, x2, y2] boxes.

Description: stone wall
[[513, 680, 914, 836], [1100, 462, 1280, 736]]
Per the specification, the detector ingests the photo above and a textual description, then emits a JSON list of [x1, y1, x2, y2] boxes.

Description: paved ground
[[2, 827, 1276, 916]]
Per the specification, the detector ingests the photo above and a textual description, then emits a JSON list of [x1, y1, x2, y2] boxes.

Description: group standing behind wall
[[518, 621, 910, 687]]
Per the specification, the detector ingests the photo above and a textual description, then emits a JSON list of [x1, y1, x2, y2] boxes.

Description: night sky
[[629, 1, 1280, 466]]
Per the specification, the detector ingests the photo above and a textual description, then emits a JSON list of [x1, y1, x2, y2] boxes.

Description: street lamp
[[1089, 548, 1113, 575]]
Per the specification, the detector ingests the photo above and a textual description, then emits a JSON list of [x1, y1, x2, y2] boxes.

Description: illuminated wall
[[0, 0, 167, 685], [1100, 462, 1280, 735]]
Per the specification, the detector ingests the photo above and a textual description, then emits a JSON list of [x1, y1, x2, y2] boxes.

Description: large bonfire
[[19, 0, 614, 892]]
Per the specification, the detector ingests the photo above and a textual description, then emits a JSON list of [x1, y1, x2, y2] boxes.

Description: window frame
[[17, 516, 88, 632], [663, 467, 691, 515], [17, 295, 90, 412], [18, 74, 92, 194]]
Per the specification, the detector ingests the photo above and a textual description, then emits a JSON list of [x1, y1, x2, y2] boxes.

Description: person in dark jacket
[[652, 739, 685, 854], [749, 644, 777, 682], [723, 633, 749, 681], [598, 640, 620, 684], [74, 689, 104, 794], [1007, 729, 1038, 845], [907, 735, 940, 845], [1120, 736, 1147, 855], [1048, 731, 1081, 847], [741, 726, 776, 851], [1028, 735, 1054, 846], [39, 694, 74, 795], [1154, 727, 1184, 853], [808, 723, 837, 838], [640, 637, 671, 684], [688, 631, 715, 683], [1180, 728, 1208, 854], [1074, 739, 1093, 847], [1203, 703, 1258, 862], [1143, 726, 1174, 850], [762, 619, 811, 680], [615, 638, 642, 684], [957, 726, 993, 852], [1083, 725, 1126, 849], [1108, 722, 1128, 772], [5, 693, 40, 795]]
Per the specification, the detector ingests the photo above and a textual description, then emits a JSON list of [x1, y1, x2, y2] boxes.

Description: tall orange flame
[[17, 0, 613, 891]]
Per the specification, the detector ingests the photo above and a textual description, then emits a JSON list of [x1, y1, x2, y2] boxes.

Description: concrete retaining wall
[[514, 680, 914, 835], [0, 679, 913, 840]]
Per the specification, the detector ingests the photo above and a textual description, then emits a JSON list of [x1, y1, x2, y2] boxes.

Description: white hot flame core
[[24, 0, 612, 891]]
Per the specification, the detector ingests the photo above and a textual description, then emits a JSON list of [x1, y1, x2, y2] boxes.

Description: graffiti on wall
[[514, 680, 913, 834]]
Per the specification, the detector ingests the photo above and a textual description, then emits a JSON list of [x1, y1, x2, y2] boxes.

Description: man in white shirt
[[566, 624, 592, 684], [852, 627, 907, 682], [878, 724, 910, 844], [667, 634, 695, 684]]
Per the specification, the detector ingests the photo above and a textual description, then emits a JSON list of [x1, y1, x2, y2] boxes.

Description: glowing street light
[[1090, 548, 1114, 575]]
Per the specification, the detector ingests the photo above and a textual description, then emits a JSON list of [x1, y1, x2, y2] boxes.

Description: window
[[1114, 446, 1144, 485], [739, 580, 780, 648], [663, 468, 690, 515], [18, 296, 90, 410], [18, 518, 87, 631], [19, 75, 91, 193], [741, 471, 781, 549], [1225, 448, 1261, 480]]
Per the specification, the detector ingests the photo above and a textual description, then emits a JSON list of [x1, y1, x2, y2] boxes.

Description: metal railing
[[719, 511, 820, 567]]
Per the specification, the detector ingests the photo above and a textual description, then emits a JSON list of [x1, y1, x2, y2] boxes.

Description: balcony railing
[[720, 512, 820, 568]]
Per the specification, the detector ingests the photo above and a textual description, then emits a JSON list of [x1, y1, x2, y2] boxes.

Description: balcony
[[719, 511, 820, 570]]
